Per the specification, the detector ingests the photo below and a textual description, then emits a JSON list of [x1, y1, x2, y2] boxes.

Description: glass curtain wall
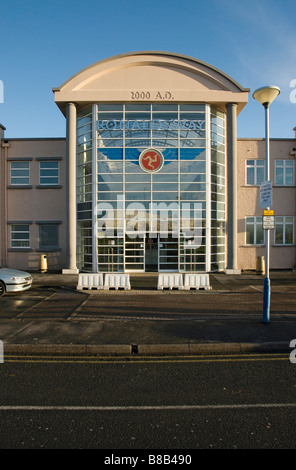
[[77, 107, 93, 272], [210, 108, 226, 271], [76, 103, 226, 273]]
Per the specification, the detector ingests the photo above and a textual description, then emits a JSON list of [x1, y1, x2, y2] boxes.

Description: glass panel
[[285, 223, 293, 244], [126, 182, 151, 191], [275, 224, 283, 244], [246, 222, 254, 245], [256, 167, 265, 185], [98, 148, 123, 160], [152, 104, 178, 111], [275, 167, 283, 185], [256, 224, 264, 245], [97, 183, 123, 191], [98, 104, 123, 112], [98, 161, 123, 173], [180, 104, 205, 112], [125, 112, 151, 120], [40, 177, 59, 185], [39, 225, 58, 248], [180, 149, 206, 160], [153, 182, 178, 192], [125, 103, 151, 112], [286, 168, 294, 185], [247, 167, 255, 185]]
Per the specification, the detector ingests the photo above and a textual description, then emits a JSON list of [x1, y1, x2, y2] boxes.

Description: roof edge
[[52, 50, 250, 94]]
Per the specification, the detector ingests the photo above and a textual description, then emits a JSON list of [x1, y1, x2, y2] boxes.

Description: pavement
[[1, 270, 296, 356]]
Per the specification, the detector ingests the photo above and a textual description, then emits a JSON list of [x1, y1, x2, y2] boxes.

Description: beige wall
[[237, 138, 296, 270], [4, 139, 67, 271], [2, 136, 296, 272]]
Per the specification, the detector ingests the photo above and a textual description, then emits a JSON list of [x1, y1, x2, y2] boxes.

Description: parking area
[[0, 271, 295, 321]]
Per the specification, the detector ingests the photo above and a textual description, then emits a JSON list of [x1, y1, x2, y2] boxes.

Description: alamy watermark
[[290, 340, 296, 363], [0, 80, 3, 103], [0, 340, 3, 364], [95, 196, 203, 246], [290, 79, 296, 104]]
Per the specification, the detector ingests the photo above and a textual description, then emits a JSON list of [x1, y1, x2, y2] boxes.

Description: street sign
[[263, 210, 274, 216], [260, 180, 272, 209], [263, 215, 275, 230]]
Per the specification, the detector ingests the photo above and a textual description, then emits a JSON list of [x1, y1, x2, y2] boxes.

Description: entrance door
[[158, 234, 179, 272], [125, 234, 145, 272], [145, 236, 158, 272]]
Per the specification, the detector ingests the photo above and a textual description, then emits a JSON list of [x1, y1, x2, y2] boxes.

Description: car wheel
[[0, 281, 6, 296]]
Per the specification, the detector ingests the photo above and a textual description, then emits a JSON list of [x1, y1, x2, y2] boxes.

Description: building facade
[[0, 52, 295, 273]]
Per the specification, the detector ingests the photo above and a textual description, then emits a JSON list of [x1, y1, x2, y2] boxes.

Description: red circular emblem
[[139, 148, 164, 173]]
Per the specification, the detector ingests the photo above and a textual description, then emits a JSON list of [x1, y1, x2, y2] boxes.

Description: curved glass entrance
[[76, 103, 226, 273]]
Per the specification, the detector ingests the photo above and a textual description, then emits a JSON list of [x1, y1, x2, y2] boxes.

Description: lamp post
[[252, 86, 280, 323]]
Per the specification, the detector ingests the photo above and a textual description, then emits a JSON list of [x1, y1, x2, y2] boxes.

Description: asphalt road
[[0, 352, 296, 450]]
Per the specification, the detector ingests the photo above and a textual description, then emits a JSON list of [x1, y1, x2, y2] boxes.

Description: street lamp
[[253, 85, 280, 323]]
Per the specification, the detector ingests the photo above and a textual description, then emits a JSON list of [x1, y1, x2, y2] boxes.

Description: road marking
[[0, 403, 296, 411], [251, 285, 263, 292], [3, 353, 289, 364]]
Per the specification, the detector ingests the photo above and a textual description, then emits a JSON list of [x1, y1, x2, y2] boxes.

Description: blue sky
[[0, 0, 295, 139]]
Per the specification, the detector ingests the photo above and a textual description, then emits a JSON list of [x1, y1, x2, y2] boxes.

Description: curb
[[2, 341, 290, 356]]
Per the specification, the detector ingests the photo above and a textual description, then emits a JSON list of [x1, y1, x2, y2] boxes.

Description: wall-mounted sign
[[139, 148, 164, 173], [97, 119, 205, 131]]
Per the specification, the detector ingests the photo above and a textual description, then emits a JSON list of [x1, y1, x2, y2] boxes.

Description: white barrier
[[157, 273, 184, 290], [104, 273, 131, 290], [77, 273, 104, 291], [184, 273, 211, 290]]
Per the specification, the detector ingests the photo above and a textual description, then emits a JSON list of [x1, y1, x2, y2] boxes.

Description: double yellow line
[[2, 353, 289, 364]]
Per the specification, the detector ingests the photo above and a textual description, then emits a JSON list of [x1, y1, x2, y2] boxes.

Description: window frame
[[38, 223, 59, 251], [10, 161, 30, 186], [39, 161, 59, 186], [245, 216, 265, 245], [246, 159, 265, 186], [10, 224, 30, 248], [275, 160, 294, 186], [274, 216, 294, 245]]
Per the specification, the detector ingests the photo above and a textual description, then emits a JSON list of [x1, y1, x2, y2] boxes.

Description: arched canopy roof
[[53, 51, 249, 115]]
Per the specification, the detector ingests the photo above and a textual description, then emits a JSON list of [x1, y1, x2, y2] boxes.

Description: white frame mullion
[[178, 104, 181, 273], [205, 104, 211, 272], [92, 104, 98, 273]]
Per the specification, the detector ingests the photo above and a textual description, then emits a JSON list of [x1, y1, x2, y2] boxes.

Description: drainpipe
[[0, 124, 9, 266]]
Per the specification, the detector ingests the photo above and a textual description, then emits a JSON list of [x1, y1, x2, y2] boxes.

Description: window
[[39, 224, 59, 250], [10, 224, 30, 248], [275, 216, 294, 245], [246, 160, 265, 185], [246, 217, 264, 245], [39, 161, 59, 185], [10, 161, 30, 185], [275, 160, 294, 186]]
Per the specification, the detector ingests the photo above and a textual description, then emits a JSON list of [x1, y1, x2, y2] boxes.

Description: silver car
[[0, 268, 33, 296]]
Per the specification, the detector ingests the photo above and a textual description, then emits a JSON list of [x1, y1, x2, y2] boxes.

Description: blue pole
[[262, 277, 270, 323], [263, 103, 270, 323]]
